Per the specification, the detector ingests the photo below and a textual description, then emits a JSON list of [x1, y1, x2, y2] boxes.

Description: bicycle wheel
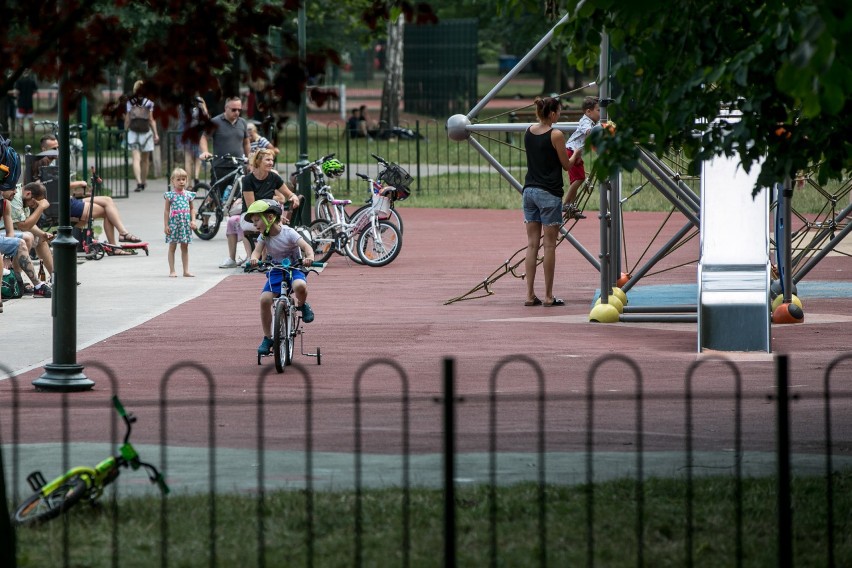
[[273, 299, 294, 372], [192, 181, 210, 200], [308, 219, 335, 263], [357, 220, 402, 267], [13, 474, 89, 526], [350, 204, 403, 234], [314, 196, 335, 223], [193, 191, 222, 240], [342, 232, 364, 264], [343, 209, 373, 265]]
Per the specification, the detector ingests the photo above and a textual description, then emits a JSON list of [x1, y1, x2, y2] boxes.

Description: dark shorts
[[566, 148, 586, 184], [69, 198, 85, 219]]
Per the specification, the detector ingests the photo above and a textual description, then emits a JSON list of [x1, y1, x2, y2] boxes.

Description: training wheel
[[316, 347, 321, 366]]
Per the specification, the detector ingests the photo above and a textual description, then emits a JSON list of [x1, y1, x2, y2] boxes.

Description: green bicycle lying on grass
[[12, 396, 169, 526]]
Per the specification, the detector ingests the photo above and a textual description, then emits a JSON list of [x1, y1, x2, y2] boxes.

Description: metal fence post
[[443, 357, 457, 568], [776, 354, 793, 568], [0, 445, 16, 567]]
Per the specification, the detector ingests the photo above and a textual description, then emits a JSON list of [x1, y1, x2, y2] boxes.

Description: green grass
[[13, 472, 852, 567]]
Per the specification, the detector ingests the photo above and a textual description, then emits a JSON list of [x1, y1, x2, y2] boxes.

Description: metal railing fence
[[2, 353, 851, 566]]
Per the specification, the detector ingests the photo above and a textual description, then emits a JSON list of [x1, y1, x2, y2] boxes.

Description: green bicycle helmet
[[243, 199, 283, 235], [321, 158, 345, 178]]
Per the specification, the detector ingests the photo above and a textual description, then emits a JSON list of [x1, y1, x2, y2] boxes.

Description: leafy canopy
[[1, 0, 435, 122], [554, 0, 851, 193]]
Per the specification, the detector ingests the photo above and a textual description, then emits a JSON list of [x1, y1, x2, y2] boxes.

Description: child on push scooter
[[163, 167, 196, 277], [244, 199, 316, 355]]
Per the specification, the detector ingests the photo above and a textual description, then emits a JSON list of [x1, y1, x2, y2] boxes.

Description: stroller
[[80, 167, 149, 260]]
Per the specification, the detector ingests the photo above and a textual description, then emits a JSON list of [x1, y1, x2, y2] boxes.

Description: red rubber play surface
[[3, 209, 851, 454]]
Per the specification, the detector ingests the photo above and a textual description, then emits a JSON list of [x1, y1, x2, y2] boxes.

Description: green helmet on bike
[[243, 198, 282, 235], [321, 158, 345, 178]]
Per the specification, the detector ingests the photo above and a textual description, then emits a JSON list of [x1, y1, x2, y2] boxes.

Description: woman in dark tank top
[[521, 96, 573, 307]]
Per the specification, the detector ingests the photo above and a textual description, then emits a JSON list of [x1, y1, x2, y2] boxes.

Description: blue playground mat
[[594, 281, 852, 307]]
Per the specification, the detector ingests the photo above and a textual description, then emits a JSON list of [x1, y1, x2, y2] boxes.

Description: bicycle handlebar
[[202, 154, 248, 164], [141, 462, 171, 495], [295, 153, 336, 176], [370, 153, 390, 166], [244, 259, 326, 274], [111, 396, 170, 494]]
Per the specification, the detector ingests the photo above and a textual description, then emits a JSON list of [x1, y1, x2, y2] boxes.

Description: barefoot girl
[[163, 167, 196, 277]]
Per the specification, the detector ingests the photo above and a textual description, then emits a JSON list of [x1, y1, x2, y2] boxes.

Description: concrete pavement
[[1, 178, 243, 378]]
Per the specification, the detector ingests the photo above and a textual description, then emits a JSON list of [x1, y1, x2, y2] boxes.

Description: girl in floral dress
[[163, 167, 196, 277]]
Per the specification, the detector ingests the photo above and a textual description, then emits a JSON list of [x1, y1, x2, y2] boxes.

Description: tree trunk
[[379, 15, 404, 135]]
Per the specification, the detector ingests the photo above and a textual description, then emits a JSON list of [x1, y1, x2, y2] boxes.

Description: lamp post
[[34, 77, 93, 391], [295, 5, 312, 226]]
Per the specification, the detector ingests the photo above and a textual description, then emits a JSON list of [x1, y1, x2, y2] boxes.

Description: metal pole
[[775, 355, 792, 568], [443, 358, 457, 567], [781, 179, 793, 303], [0, 446, 15, 567], [80, 96, 88, 175], [295, 6, 311, 226], [598, 32, 611, 305], [34, 76, 93, 391]]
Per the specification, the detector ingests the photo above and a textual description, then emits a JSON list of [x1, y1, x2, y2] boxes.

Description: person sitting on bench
[[27, 178, 143, 247], [11, 181, 55, 281]]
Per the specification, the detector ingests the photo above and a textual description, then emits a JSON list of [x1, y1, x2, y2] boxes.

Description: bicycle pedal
[[26, 470, 48, 492]]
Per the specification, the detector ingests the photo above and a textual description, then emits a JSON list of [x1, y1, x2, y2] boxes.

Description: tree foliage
[[1, 0, 435, 131], [552, 0, 851, 193]]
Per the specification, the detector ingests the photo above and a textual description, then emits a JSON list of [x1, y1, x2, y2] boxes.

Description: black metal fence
[[156, 119, 529, 201], [2, 353, 850, 566]]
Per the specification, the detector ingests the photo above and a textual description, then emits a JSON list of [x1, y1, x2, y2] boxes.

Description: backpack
[[1, 270, 22, 300], [128, 101, 151, 133], [0, 134, 21, 190]]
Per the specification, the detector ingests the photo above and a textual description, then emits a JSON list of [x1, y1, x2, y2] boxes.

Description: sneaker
[[33, 284, 52, 298], [257, 336, 274, 355], [219, 258, 238, 269], [300, 302, 314, 323], [134, 184, 144, 192]]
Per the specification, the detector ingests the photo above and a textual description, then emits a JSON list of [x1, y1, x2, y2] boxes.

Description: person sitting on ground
[[346, 108, 363, 138], [11, 181, 55, 281], [2, 184, 51, 298], [244, 199, 315, 355], [246, 122, 279, 155], [358, 105, 379, 139], [33, 134, 90, 198], [220, 148, 300, 268]]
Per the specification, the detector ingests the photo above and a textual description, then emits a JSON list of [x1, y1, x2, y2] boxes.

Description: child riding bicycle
[[244, 199, 316, 355]]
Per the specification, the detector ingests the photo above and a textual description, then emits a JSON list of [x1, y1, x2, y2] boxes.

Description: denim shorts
[[262, 268, 306, 295], [523, 187, 563, 226], [0, 235, 22, 256]]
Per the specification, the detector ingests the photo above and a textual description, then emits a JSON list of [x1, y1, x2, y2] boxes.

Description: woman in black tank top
[[521, 97, 572, 307]]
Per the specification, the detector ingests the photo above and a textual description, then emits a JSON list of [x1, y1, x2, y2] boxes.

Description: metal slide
[[698, 153, 771, 352]]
